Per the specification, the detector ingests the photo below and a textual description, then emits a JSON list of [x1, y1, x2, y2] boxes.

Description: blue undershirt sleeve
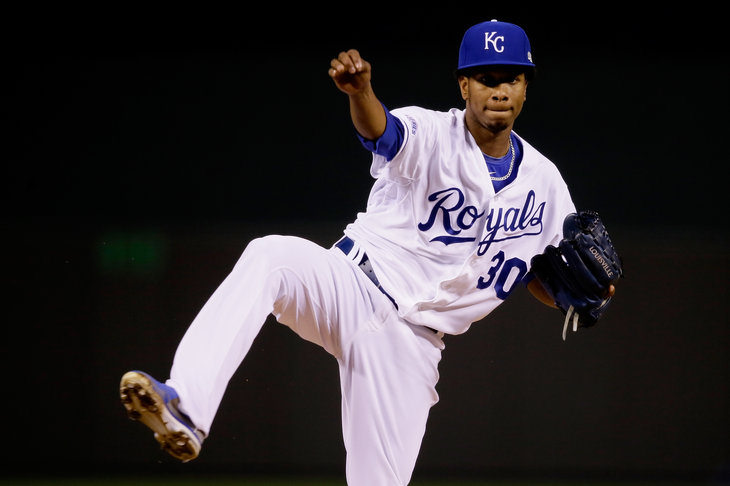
[[356, 104, 405, 161]]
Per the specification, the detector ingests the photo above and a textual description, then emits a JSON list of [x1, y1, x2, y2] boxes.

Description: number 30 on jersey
[[476, 251, 527, 300]]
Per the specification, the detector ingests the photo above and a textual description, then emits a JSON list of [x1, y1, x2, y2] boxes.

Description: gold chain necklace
[[489, 137, 515, 181]]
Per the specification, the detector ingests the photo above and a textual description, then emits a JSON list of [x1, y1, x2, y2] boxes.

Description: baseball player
[[120, 20, 621, 485]]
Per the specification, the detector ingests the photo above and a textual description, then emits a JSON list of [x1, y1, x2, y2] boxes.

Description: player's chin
[[483, 110, 514, 132], [484, 118, 512, 133]]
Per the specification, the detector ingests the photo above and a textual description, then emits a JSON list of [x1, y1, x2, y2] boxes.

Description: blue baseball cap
[[457, 20, 535, 76]]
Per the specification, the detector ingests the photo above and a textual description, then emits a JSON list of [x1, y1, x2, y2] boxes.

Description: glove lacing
[[562, 306, 579, 341], [562, 298, 611, 340]]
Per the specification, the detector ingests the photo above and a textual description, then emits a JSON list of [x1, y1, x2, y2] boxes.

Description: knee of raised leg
[[243, 235, 298, 266]]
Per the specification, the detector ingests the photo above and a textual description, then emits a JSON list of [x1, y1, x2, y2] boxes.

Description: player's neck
[[474, 130, 512, 158], [464, 113, 513, 157]]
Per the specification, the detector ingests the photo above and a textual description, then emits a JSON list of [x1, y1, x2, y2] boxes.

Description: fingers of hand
[[329, 49, 365, 78], [340, 49, 364, 73]]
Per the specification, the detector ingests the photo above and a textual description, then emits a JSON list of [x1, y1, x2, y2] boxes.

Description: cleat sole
[[119, 371, 201, 462]]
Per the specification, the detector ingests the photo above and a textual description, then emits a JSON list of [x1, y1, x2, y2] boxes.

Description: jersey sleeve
[[367, 106, 442, 181], [356, 104, 405, 161]]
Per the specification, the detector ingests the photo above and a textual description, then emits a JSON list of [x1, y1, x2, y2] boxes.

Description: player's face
[[459, 69, 528, 134]]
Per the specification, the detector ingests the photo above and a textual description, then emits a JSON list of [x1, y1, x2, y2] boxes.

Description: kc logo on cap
[[484, 32, 505, 53]]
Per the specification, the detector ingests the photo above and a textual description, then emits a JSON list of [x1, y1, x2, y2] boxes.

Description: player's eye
[[474, 75, 519, 87], [475, 76, 498, 87]]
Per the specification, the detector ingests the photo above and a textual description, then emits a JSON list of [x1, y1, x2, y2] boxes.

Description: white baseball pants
[[166, 235, 443, 485]]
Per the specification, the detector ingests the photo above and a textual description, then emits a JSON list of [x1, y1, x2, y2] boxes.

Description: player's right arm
[[329, 49, 386, 141]]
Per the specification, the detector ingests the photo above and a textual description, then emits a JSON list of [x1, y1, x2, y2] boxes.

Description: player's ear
[[458, 75, 469, 100], [522, 77, 528, 100]]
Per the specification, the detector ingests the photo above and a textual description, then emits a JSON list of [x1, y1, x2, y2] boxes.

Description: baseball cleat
[[120, 370, 204, 462]]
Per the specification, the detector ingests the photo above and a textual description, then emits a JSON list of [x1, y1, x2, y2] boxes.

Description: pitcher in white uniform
[[120, 20, 578, 485]]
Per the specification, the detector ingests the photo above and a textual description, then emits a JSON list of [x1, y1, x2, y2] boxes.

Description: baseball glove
[[530, 210, 623, 340]]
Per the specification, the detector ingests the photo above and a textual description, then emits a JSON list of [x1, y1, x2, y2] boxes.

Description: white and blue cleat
[[119, 370, 204, 462]]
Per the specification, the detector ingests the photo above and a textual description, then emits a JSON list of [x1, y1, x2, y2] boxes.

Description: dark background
[[3, 4, 728, 484]]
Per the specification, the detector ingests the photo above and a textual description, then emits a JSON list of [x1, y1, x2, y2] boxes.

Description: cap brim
[[455, 62, 536, 80]]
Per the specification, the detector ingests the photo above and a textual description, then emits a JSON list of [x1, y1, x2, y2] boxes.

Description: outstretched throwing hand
[[329, 49, 372, 95]]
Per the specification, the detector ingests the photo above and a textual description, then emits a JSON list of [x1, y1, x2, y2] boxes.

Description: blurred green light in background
[[97, 231, 168, 276]]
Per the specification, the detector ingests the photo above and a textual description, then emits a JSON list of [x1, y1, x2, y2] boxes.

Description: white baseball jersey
[[344, 106, 576, 334]]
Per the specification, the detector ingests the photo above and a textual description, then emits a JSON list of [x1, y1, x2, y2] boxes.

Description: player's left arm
[[527, 276, 615, 308], [527, 278, 558, 308]]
